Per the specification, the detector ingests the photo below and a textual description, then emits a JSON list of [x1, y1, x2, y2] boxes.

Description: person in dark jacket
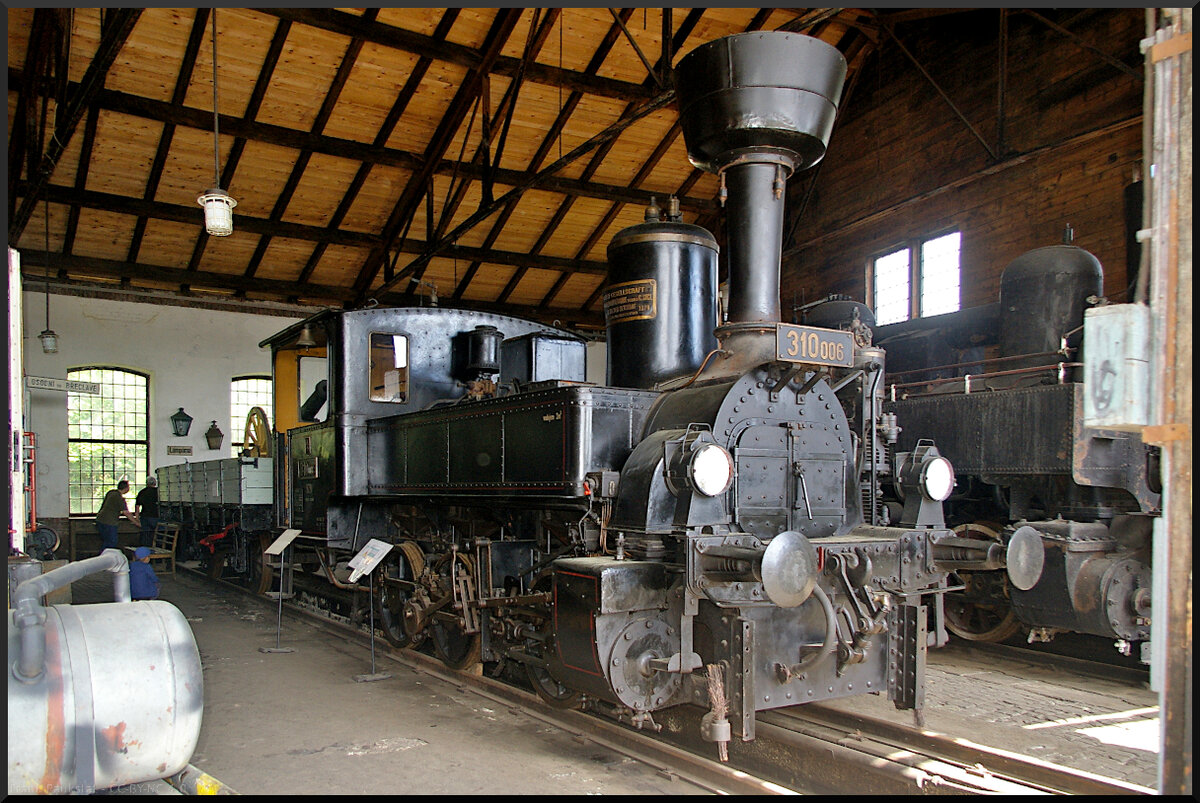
[[130, 546, 161, 600], [135, 475, 159, 547], [95, 480, 139, 555]]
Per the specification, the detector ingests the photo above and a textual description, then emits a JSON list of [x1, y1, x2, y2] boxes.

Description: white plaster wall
[[20, 289, 300, 518]]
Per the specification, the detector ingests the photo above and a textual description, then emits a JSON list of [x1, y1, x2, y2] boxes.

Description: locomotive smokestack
[[675, 33, 846, 324]]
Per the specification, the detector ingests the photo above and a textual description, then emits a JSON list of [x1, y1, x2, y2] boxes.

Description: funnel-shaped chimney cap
[[675, 32, 847, 175]]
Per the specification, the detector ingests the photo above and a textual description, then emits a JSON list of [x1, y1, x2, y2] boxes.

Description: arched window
[[230, 375, 272, 456], [67, 367, 149, 515]]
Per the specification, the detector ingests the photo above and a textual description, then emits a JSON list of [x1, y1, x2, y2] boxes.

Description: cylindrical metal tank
[[466, 325, 503, 377], [8, 600, 203, 794], [998, 245, 1103, 372], [604, 206, 719, 389]]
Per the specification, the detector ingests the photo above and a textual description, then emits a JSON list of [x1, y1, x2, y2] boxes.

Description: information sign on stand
[[349, 538, 394, 683], [259, 529, 301, 654]]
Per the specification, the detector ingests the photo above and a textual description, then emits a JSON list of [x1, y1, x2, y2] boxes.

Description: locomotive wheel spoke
[[943, 522, 1021, 642], [376, 541, 426, 649], [523, 576, 581, 709], [430, 551, 481, 670]]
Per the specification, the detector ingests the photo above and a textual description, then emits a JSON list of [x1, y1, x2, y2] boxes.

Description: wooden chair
[[149, 523, 180, 575]]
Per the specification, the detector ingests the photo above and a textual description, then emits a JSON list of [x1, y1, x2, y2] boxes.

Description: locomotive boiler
[[161, 31, 964, 749], [850, 244, 1161, 659]]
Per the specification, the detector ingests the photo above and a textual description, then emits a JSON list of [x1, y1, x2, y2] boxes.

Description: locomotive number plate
[[775, 323, 854, 368]]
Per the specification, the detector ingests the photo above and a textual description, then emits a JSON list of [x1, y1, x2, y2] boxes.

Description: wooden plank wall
[[781, 9, 1146, 318]]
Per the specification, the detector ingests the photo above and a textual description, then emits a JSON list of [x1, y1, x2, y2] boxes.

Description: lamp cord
[[44, 198, 51, 328], [211, 9, 221, 188]]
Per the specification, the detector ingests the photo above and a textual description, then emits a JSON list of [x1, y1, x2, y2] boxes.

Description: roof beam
[[8, 8, 141, 241], [17, 251, 605, 328], [28, 181, 609, 276], [255, 7, 658, 103]]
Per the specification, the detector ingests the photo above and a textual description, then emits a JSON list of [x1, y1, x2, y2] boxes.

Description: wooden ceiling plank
[[524, 8, 702, 310], [242, 9, 380, 284], [181, 17, 292, 292], [9, 8, 142, 241], [127, 9, 210, 266], [351, 9, 525, 300], [11, 68, 715, 215], [62, 105, 100, 259], [444, 9, 628, 304], [256, 7, 657, 103], [29, 181, 614, 278], [294, 10, 462, 288]]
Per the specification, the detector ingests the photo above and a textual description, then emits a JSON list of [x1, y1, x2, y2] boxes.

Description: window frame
[[230, 374, 273, 456], [868, 228, 961, 325], [67, 366, 150, 516]]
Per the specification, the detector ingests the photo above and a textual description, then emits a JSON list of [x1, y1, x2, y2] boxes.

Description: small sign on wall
[[167, 446, 193, 456]]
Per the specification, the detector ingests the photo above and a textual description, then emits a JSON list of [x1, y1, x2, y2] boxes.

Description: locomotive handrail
[[884, 348, 1075, 379], [889, 362, 1083, 396]]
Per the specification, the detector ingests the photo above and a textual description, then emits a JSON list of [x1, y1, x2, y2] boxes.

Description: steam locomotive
[[802, 244, 1160, 661], [159, 32, 967, 747]]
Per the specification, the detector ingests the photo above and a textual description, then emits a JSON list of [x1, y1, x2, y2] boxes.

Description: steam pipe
[[12, 549, 130, 682]]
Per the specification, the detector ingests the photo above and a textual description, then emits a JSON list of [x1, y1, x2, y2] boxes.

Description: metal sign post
[[348, 538, 394, 683], [259, 529, 300, 654]]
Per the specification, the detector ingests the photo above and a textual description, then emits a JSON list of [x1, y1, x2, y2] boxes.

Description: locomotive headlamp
[[920, 456, 955, 502], [897, 440, 953, 529], [690, 443, 734, 497]]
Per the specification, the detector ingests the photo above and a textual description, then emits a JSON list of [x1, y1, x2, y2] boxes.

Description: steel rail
[[180, 566, 1153, 795], [765, 704, 1155, 796], [177, 568, 787, 796]]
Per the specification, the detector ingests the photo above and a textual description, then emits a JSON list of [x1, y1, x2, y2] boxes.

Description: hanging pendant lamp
[[197, 8, 236, 235]]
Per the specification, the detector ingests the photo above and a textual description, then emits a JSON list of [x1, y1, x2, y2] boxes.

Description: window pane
[[873, 248, 911, 326], [369, 332, 410, 403], [920, 231, 961, 317], [67, 368, 149, 515], [231, 376, 273, 456]]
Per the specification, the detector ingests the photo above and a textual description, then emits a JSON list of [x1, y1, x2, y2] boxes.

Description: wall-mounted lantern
[[170, 408, 193, 437], [205, 421, 224, 451]]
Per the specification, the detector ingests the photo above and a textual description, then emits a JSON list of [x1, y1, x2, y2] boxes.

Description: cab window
[[369, 332, 409, 403]]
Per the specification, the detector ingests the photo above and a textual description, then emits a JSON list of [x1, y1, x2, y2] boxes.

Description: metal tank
[[8, 551, 203, 795], [998, 245, 1103, 373], [604, 197, 719, 389]]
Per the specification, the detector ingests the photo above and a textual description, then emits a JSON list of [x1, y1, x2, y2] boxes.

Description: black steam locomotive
[[803, 244, 1160, 661], [160, 33, 966, 747]]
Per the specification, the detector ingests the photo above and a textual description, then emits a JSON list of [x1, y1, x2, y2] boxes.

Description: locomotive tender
[[825, 244, 1161, 659], [161, 32, 965, 747]]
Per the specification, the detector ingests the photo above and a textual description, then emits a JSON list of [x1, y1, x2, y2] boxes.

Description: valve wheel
[[243, 406, 271, 457]]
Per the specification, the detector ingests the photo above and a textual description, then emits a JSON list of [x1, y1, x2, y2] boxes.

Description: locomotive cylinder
[[8, 554, 203, 794], [604, 203, 719, 389]]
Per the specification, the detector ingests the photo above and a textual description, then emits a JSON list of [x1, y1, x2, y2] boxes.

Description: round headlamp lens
[[920, 456, 955, 501], [690, 443, 734, 497]]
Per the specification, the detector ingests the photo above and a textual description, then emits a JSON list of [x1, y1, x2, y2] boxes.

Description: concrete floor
[[64, 566, 1162, 795], [71, 570, 710, 796]]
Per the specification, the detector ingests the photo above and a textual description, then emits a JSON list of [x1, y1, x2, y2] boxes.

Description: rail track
[[180, 566, 1154, 795], [941, 638, 1151, 687]]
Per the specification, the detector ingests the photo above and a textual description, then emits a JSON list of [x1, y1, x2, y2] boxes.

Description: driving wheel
[[376, 541, 426, 649], [943, 522, 1021, 642], [429, 551, 481, 670]]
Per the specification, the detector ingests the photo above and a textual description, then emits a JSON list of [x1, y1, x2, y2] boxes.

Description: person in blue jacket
[[130, 546, 161, 600]]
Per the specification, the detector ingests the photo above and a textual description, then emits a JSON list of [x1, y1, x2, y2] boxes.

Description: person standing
[[135, 475, 159, 547], [95, 479, 139, 555]]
